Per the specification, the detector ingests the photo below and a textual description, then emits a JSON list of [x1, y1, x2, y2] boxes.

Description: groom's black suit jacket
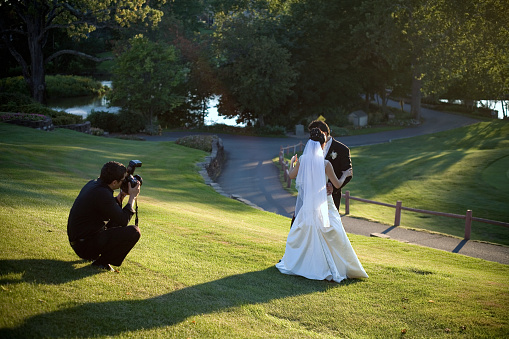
[[325, 137, 352, 210]]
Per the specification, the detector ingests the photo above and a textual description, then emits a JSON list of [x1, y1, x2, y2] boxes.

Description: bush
[[0, 92, 83, 125], [0, 76, 30, 96], [0, 75, 108, 99], [45, 75, 107, 98], [175, 135, 217, 152], [90, 127, 105, 136], [117, 110, 145, 134], [87, 110, 147, 134], [0, 112, 48, 122], [255, 125, 286, 136], [87, 110, 118, 132]]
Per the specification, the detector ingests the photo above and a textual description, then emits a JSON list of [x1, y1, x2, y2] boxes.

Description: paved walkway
[[145, 101, 509, 265]]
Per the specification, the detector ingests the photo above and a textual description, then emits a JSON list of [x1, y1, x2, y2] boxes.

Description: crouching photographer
[[67, 160, 142, 272]]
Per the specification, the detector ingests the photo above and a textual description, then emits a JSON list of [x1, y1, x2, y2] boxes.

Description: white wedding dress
[[276, 154, 368, 283]]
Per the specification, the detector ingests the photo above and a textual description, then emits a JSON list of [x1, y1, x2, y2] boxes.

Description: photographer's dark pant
[[71, 225, 141, 267]]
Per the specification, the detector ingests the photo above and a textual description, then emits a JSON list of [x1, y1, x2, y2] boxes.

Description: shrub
[[0, 92, 82, 125], [0, 112, 48, 122], [175, 135, 217, 152], [90, 127, 105, 136], [0, 75, 107, 99], [117, 110, 145, 134], [0, 76, 30, 96], [87, 110, 118, 132], [256, 125, 286, 136], [45, 75, 107, 98]]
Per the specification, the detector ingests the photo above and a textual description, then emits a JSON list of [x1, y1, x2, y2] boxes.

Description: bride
[[276, 128, 368, 283]]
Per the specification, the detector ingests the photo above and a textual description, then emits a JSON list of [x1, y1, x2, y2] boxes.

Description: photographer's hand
[[127, 182, 141, 206], [116, 190, 127, 206]]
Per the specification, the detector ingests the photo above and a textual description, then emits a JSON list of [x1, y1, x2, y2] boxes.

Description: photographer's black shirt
[[67, 178, 134, 242]]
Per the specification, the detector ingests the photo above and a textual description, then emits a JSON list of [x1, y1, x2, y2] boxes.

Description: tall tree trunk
[[29, 43, 46, 104], [410, 59, 422, 120], [26, 9, 47, 104]]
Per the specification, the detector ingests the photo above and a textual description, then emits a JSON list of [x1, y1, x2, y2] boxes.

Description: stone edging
[[196, 136, 264, 211]]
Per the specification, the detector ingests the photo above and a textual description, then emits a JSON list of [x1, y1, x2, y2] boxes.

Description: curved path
[[144, 103, 509, 265], [147, 100, 479, 219]]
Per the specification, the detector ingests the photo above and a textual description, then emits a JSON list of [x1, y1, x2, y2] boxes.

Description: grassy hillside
[[1, 123, 508, 338], [279, 121, 509, 245], [348, 121, 509, 245]]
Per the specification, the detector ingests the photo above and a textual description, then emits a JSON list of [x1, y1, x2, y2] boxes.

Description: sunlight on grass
[[277, 121, 509, 245], [1, 123, 508, 338]]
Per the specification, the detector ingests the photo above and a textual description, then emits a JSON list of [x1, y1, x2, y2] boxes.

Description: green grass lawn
[[1, 123, 508, 338], [277, 121, 509, 246]]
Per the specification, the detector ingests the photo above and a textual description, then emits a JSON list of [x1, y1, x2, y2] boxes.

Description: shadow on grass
[[0, 262, 364, 337], [0, 259, 101, 285]]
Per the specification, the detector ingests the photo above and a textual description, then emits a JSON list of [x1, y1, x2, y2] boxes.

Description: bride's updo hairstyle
[[309, 127, 325, 145]]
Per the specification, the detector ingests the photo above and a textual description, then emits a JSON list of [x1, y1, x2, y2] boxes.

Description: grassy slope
[[0, 123, 508, 338], [348, 121, 509, 245]]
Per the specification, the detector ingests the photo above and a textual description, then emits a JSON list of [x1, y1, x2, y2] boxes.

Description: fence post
[[287, 170, 291, 188], [465, 210, 472, 240], [394, 201, 402, 226], [344, 190, 350, 215]]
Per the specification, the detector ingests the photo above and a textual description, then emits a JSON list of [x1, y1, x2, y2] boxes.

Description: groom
[[308, 120, 352, 211]]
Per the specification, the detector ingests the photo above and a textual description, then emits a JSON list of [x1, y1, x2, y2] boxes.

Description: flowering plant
[[1, 112, 48, 122], [331, 151, 337, 160]]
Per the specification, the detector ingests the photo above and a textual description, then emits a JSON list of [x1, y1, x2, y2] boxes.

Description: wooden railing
[[279, 142, 304, 188], [278, 142, 509, 240], [343, 190, 509, 240]]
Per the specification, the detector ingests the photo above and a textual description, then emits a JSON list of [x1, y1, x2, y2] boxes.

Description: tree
[[390, 0, 509, 119], [350, 0, 410, 113], [283, 0, 363, 116], [110, 35, 187, 132], [0, 0, 164, 103], [213, 9, 297, 126]]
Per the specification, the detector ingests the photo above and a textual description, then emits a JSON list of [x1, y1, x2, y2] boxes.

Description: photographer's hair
[[309, 127, 326, 145], [100, 161, 126, 184], [308, 120, 330, 136]]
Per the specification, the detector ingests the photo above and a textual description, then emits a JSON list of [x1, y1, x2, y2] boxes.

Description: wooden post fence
[[342, 190, 509, 241], [278, 144, 509, 241]]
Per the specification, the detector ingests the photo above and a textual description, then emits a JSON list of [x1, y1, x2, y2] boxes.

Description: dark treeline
[[1, 0, 507, 129]]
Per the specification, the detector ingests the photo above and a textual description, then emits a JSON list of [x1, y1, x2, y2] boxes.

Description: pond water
[[47, 81, 242, 126], [440, 99, 507, 119]]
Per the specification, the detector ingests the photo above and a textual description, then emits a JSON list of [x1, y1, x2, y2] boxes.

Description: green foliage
[[86, 110, 146, 134], [86, 111, 119, 132], [1, 75, 107, 98], [45, 75, 107, 98], [175, 134, 217, 152], [282, 121, 509, 245], [0, 112, 47, 122], [111, 35, 187, 127], [213, 10, 297, 126], [0, 76, 30, 95], [90, 127, 105, 136], [255, 124, 286, 136], [0, 92, 83, 125], [0, 123, 508, 338], [117, 110, 146, 134]]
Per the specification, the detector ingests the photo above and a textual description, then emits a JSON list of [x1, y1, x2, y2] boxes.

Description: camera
[[121, 160, 143, 194]]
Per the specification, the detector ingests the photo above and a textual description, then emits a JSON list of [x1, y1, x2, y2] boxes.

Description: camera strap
[[135, 200, 139, 226]]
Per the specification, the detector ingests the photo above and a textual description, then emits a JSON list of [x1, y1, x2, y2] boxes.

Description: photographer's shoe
[[91, 261, 114, 272]]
